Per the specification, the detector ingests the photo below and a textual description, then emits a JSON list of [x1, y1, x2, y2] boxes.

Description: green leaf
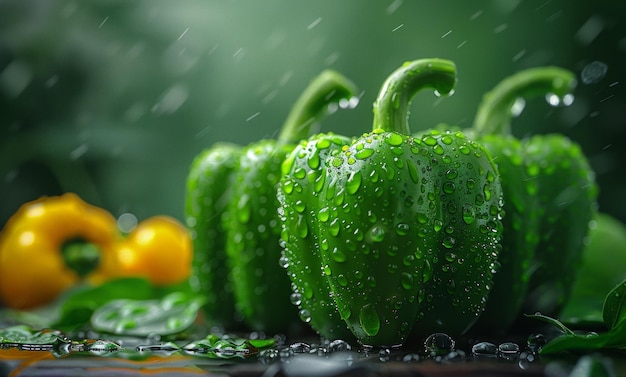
[[602, 279, 626, 330], [90, 291, 205, 336], [0, 325, 66, 350], [248, 338, 276, 349], [53, 278, 155, 331], [530, 279, 626, 355], [525, 313, 576, 335], [0, 325, 60, 344], [539, 332, 613, 355]]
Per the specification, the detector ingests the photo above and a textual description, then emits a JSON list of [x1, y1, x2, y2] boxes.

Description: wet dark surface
[[1, 331, 623, 377]]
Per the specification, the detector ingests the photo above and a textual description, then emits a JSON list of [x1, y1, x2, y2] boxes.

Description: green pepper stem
[[277, 70, 358, 145], [473, 67, 577, 136], [372, 58, 457, 135], [62, 238, 101, 278]]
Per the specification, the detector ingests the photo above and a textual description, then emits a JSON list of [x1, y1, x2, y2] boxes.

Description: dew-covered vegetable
[[185, 70, 358, 333], [469, 67, 598, 335], [0, 193, 119, 310], [278, 59, 504, 346], [0, 193, 192, 311]]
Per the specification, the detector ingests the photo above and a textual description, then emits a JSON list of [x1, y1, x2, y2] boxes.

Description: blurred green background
[[1, 0, 625, 227]]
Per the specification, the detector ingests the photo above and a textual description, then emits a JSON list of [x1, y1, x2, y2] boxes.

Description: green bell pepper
[[469, 67, 598, 334], [278, 58, 504, 346], [185, 70, 358, 333]]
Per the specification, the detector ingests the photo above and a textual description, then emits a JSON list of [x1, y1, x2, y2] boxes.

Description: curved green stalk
[[473, 67, 577, 136], [372, 58, 457, 135], [277, 70, 358, 145]]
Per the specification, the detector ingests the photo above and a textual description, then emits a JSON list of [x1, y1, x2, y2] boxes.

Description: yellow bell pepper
[[0, 193, 192, 310], [93, 215, 193, 286], [0, 193, 119, 309]]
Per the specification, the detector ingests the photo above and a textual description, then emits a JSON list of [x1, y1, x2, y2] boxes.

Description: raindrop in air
[[0, 60, 33, 98], [70, 144, 88, 160], [581, 61, 608, 84], [152, 84, 189, 114]]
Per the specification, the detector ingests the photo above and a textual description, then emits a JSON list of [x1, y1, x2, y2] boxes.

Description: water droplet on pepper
[[367, 225, 385, 243], [346, 171, 362, 195], [359, 304, 381, 337]]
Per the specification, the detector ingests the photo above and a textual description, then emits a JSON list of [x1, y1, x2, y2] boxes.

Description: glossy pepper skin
[[0, 193, 192, 309], [278, 59, 504, 346], [0, 193, 118, 309], [469, 67, 598, 334], [101, 215, 193, 287], [185, 71, 358, 333], [185, 143, 240, 329]]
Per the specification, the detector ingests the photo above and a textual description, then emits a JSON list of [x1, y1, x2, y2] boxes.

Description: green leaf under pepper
[[603, 280, 626, 331], [53, 277, 155, 331], [528, 278, 626, 354], [0, 325, 64, 347], [90, 291, 205, 337]]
